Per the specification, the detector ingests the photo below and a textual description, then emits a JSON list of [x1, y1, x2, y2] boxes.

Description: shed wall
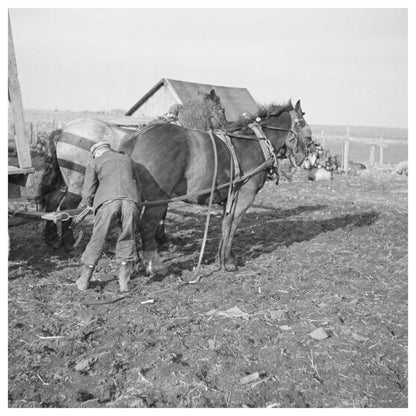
[[133, 85, 176, 117]]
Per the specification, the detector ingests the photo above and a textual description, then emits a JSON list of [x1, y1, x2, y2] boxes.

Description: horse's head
[[255, 100, 317, 167], [289, 100, 318, 168], [178, 89, 227, 130]]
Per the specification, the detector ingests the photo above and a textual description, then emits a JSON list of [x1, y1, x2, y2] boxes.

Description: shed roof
[[125, 78, 259, 121]]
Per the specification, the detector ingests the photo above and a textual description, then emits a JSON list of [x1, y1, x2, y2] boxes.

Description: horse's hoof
[[219, 259, 238, 272], [141, 251, 169, 276], [45, 238, 61, 250], [224, 262, 238, 272], [119, 283, 131, 292], [146, 259, 169, 276], [157, 239, 173, 251]]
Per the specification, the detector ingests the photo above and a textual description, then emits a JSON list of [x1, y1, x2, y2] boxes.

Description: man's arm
[[79, 161, 98, 208]]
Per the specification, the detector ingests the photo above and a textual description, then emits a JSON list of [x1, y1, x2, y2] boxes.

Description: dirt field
[[8, 169, 408, 408]]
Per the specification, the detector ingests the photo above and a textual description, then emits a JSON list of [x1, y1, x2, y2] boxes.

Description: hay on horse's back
[[178, 90, 226, 130], [178, 100, 216, 130]]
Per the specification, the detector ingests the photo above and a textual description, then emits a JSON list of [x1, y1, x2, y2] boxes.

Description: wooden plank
[[9, 207, 87, 221], [8, 13, 33, 186], [8, 166, 35, 175], [313, 134, 406, 146]]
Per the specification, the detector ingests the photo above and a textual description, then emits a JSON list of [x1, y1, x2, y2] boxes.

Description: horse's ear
[[209, 89, 218, 100], [295, 100, 301, 112]]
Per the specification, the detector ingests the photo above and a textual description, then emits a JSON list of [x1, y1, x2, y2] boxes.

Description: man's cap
[[90, 141, 111, 154]]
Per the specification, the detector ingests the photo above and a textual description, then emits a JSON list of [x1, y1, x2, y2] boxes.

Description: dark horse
[[117, 99, 316, 274], [37, 90, 226, 248]]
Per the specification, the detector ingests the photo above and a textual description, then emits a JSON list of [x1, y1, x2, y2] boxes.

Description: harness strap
[[214, 129, 241, 179], [248, 123, 278, 181]]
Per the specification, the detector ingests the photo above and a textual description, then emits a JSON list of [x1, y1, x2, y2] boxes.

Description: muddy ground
[[8, 169, 408, 408]]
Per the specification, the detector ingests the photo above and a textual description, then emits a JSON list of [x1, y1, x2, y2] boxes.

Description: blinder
[[259, 109, 316, 164]]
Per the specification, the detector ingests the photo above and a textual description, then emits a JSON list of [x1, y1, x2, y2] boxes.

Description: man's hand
[[70, 205, 93, 229]]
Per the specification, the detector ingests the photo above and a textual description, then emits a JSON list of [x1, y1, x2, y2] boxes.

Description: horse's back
[[56, 118, 132, 195], [120, 123, 231, 201]]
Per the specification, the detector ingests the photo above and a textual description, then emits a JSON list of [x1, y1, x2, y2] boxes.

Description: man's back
[[82, 150, 141, 212]]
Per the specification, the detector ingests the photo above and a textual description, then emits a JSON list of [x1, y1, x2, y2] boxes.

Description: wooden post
[[379, 138, 384, 165], [8, 13, 33, 185], [30, 122, 35, 146], [342, 127, 350, 173], [33, 121, 38, 146], [369, 144, 376, 167]]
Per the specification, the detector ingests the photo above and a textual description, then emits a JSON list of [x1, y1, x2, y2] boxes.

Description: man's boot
[[119, 261, 133, 292], [76, 264, 94, 290]]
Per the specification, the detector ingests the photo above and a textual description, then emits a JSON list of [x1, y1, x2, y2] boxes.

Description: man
[[76, 142, 142, 292]]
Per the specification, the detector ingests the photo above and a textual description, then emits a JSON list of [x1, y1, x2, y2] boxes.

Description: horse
[[37, 89, 226, 248], [117, 99, 317, 274]]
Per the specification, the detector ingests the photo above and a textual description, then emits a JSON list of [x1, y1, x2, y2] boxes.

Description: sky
[[8, 7, 408, 128]]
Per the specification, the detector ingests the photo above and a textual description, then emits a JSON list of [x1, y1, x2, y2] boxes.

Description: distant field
[[312, 139, 407, 166], [9, 109, 408, 165], [310, 124, 408, 165]]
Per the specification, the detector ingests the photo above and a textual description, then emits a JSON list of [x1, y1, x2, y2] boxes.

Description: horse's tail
[[36, 129, 66, 208]]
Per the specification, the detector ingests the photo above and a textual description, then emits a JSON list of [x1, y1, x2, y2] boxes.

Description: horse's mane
[[227, 101, 294, 132]]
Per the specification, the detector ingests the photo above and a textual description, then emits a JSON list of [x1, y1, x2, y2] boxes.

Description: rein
[[191, 129, 218, 281]]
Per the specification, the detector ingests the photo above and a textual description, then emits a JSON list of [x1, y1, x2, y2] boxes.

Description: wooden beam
[[313, 133, 405, 146], [8, 13, 33, 185]]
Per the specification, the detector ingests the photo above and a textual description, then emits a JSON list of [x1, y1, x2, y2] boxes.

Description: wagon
[[8, 13, 86, 232]]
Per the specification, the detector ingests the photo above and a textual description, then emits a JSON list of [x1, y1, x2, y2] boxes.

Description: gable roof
[[125, 78, 259, 121]]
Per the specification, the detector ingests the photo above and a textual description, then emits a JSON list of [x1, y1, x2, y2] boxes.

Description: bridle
[[260, 110, 301, 147], [260, 109, 315, 157]]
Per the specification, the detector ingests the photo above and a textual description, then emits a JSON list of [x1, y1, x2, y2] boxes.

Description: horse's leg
[[219, 181, 258, 271], [154, 205, 172, 250], [140, 205, 169, 275], [59, 193, 82, 248], [42, 188, 67, 249], [218, 191, 239, 270]]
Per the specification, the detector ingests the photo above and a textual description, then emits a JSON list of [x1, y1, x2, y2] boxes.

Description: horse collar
[[248, 122, 278, 179]]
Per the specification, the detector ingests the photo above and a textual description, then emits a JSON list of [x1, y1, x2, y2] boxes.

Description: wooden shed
[[125, 78, 259, 121]]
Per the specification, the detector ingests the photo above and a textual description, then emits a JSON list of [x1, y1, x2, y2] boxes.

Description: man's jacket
[[81, 150, 142, 214]]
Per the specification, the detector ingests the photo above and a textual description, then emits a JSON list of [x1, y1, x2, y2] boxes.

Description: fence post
[[342, 127, 350, 173], [30, 121, 38, 146], [34, 121, 38, 145], [379, 138, 384, 165], [369, 144, 376, 168], [320, 130, 326, 149]]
